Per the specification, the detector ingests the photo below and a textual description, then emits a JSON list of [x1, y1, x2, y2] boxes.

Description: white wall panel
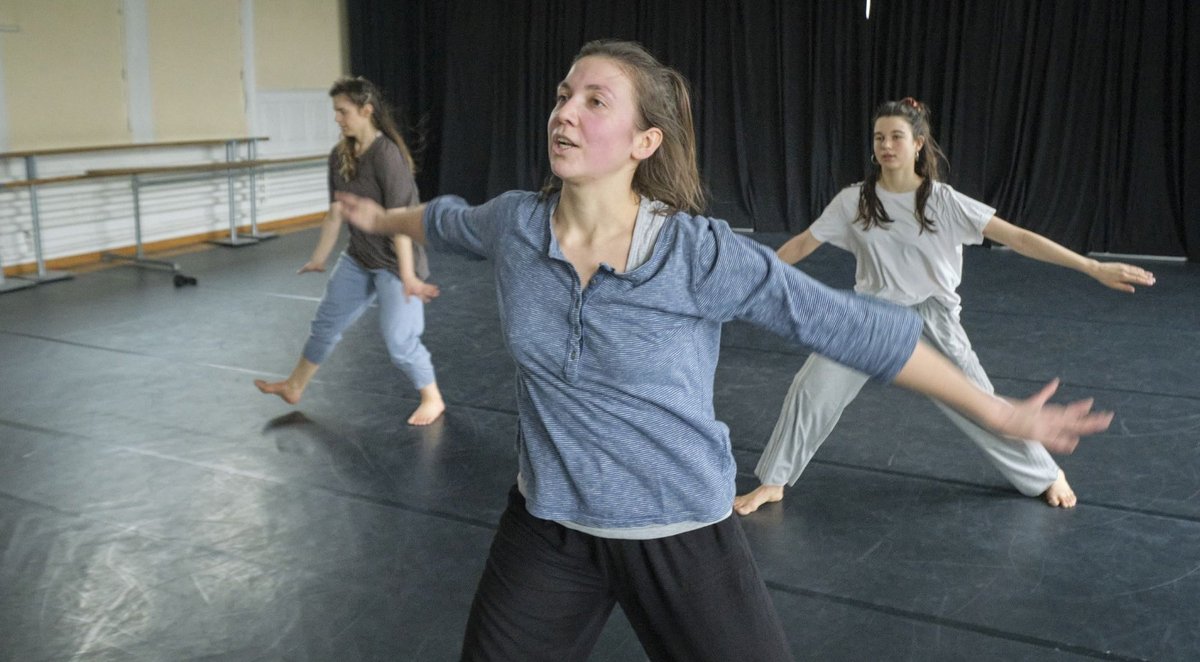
[[254, 89, 339, 157], [0, 1, 343, 273], [0, 143, 326, 267]]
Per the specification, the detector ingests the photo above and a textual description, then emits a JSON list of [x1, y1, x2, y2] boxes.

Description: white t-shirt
[[808, 181, 995, 313]]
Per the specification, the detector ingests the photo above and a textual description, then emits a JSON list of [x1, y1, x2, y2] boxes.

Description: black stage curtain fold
[[348, 0, 1199, 259]]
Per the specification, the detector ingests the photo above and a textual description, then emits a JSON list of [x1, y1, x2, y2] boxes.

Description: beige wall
[[255, 0, 345, 89], [0, 0, 347, 149], [1, 0, 130, 149], [148, 0, 246, 139], [0, 0, 346, 267]]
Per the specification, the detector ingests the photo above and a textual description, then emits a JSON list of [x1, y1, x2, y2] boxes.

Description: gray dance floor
[[1, 226, 1197, 661]]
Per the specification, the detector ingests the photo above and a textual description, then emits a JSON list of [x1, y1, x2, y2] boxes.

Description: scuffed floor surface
[[1, 228, 1197, 661]]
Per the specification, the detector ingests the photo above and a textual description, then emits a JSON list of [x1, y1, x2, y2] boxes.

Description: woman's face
[[547, 56, 654, 186], [333, 94, 373, 138], [873, 115, 925, 173]]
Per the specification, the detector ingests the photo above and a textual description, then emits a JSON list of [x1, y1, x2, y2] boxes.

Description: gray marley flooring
[[1, 227, 1197, 661]]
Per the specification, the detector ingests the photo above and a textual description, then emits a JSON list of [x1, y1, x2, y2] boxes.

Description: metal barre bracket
[[100, 251, 180, 272]]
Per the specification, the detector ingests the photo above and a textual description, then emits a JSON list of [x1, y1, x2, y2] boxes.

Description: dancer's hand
[[334, 192, 386, 233], [996, 379, 1112, 454], [403, 277, 441, 303], [297, 261, 325, 274], [1087, 260, 1155, 293]]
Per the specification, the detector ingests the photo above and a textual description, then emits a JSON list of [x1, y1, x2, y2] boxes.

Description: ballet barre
[[0, 173, 124, 286], [86, 154, 325, 271], [0, 149, 323, 287], [0, 138, 269, 285]]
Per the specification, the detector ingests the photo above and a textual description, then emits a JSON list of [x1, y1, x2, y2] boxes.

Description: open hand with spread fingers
[[997, 379, 1113, 454]]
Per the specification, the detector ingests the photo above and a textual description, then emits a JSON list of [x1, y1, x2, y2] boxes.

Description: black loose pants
[[461, 486, 794, 661]]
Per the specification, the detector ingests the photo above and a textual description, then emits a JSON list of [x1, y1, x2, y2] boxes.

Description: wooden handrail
[[86, 154, 326, 177], [0, 137, 270, 159], [0, 154, 324, 190], [0, 173, 119, 190]]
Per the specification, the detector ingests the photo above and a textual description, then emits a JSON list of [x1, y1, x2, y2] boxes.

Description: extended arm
[[892, 341, 1111, 453], [298, 206, 344, 273], [776, 229, 823, 265], [336, 192, 426, 244], [700, 222, 1112, 454], [982, 217, 1155, 292]]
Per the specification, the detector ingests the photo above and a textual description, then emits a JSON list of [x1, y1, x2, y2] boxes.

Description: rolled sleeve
[[941, 185, 996, 245], [807, 187, 858, 249], [375, 143, 417, 209]]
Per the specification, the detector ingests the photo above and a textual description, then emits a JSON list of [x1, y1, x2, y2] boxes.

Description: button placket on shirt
[[567, 269, 608, 376], [569, 293, 582, 362], [562, 271, 584, 381]]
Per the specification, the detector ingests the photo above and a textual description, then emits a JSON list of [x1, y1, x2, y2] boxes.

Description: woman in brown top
[[255, 76, 444, 425]]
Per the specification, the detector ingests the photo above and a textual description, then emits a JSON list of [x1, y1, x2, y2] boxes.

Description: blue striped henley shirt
[[423, 191, 922, 534]]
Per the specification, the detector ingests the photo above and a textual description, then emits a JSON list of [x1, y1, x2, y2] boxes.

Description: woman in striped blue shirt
[[337, 41, 1113, 662]]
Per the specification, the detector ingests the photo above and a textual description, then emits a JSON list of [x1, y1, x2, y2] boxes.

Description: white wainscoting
[[0, 89, 337, 270], [255, 89, 339, 158]]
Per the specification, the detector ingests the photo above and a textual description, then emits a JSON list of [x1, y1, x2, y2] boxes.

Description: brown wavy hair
[[857, 97, 948, 234], [329, 76, 416, 181], [541, 40, 706, 216]]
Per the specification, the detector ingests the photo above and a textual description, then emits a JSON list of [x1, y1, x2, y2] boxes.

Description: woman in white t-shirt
[[735, 98, 1155, 515]]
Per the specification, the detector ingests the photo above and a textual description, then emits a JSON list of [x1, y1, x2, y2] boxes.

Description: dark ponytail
[[857, 97, 948, 233]]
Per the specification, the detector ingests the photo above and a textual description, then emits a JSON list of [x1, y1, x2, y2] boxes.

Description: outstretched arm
[[982, 217, 1155, 292], [893, 341, 1111, 454], [776, 229, 823, 265], [336, 192, 427, 244], [393, 233, 440, 303], [297, 205, 343, 273], [697, 222, 1113, 454]]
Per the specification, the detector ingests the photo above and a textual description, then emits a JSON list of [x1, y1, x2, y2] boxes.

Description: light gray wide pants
[[754, 298, 1059, 496]]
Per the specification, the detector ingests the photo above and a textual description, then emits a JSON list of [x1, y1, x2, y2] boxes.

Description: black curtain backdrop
[[347, 0, 1199, 259]]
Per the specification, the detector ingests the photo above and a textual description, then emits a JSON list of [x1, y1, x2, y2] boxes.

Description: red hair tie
[[900, 97, 921, 111]]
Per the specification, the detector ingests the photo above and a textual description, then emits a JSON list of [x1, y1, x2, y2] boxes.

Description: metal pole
[[17, 155, 72, 283], [133, 175, 145, 259], [1087, 251, 1187, 263], [208, 140, 257, 247], [101, 174, 179, 272], [226, 141, 237, 242], [245, 139, 275, 240]]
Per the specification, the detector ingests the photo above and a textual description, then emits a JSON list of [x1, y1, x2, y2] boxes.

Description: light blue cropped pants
[[302, 253, 436, 390], [755, 298, 1059, 496]]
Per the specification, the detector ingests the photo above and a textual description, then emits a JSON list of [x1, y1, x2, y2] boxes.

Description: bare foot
[[407, 397, 445, 426], [734, 484, 785, 515], [1042, 469, 1077, 508], [254, 379, 303, 405]]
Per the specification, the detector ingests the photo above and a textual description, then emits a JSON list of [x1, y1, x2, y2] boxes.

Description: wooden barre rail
[[0, 137, 269, 160], [87, 154, 326, 178], [0, 173, 103, 190], [0, 154, 325, 190], [0, 152, 326, 288]]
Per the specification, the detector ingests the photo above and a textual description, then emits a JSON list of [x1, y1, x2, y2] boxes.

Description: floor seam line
[[762, 580, 1143, 661]]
